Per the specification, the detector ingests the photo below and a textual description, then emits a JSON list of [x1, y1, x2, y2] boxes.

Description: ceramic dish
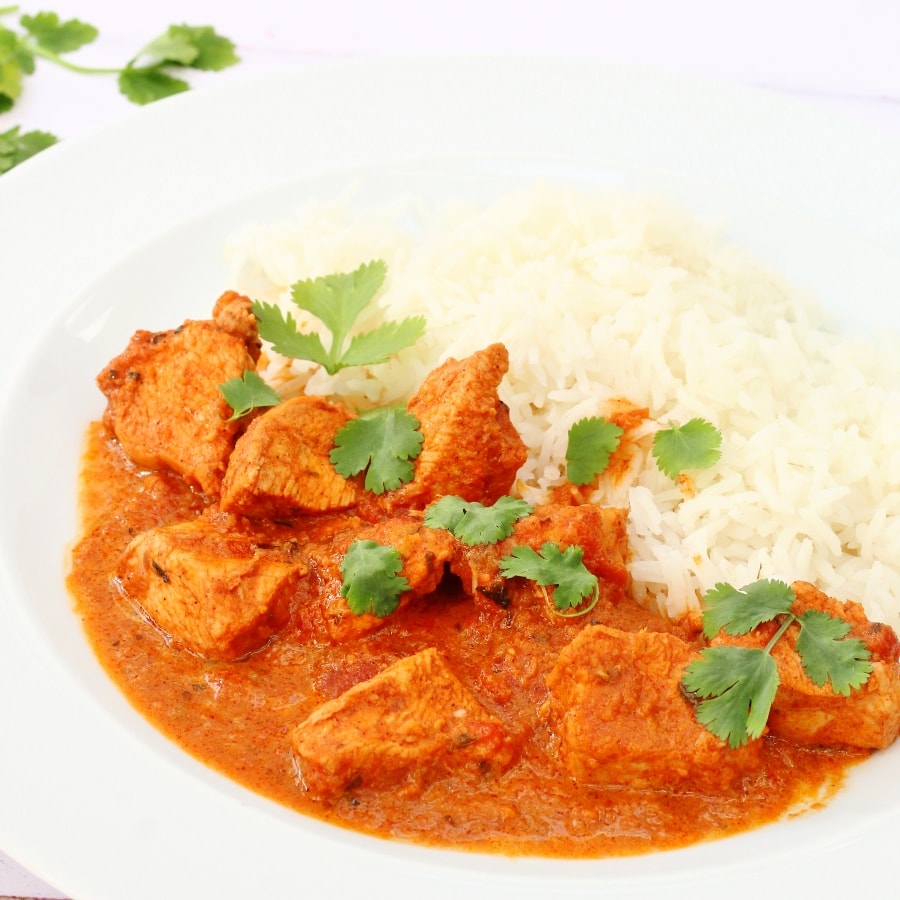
[[1, 58, 899, 900]]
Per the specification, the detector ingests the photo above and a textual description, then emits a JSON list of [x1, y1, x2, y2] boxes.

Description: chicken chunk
[[117, 515, 305, 660], [97, 291, 262, 495], [450, 503, 631, 611], [291, 647, 517, 798], [301, 513, 456, 642], [378, 344, 527, 511], [221, 395, 361, 518], [712, 581, 900, 750], [545, 624, 761, 791]]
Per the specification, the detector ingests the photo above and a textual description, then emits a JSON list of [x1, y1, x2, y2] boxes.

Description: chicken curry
[[67, 289, 900, 857]]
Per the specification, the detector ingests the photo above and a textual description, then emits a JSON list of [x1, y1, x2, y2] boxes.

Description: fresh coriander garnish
[[16, 10, 98, 57], [218, 370, 280, 421], [565, 416, 624, 486], [330, 406, 424, 494], [499, 542, 599, 617], [424, 495, 533, 546], [682, 579, 873, 748], [0, 8, 239, 172], [0, 124, 57, 173], [252, 260, 425, 376], [0, 9, 98, 116], [793, 609, 876, 692], [682, 645, 779, 750], [340, 539, 409, 617], [651, 417, 722, 479], [0, 8, 238, 109], [117, 24, 240, 104], [698, 579, 796, 637]]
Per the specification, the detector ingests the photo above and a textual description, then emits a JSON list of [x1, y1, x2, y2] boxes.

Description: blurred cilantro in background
[[0, 5, 239, 173], [0, 122, 55, 172]]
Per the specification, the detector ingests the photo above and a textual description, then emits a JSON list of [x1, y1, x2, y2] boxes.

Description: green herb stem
[[763, 614, 795, 654], [548, 584, 601, 619], [684, 579, 873, 746], [25, 40, 121, 75]]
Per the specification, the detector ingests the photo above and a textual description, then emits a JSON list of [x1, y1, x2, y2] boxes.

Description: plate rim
[[1, 55, 899, 900]]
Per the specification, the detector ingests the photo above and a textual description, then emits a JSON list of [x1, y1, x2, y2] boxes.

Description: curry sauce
[[68, 420, 868, 858]]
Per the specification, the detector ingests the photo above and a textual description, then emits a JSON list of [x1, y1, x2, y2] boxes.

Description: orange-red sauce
[[68, 421, 868, 857]]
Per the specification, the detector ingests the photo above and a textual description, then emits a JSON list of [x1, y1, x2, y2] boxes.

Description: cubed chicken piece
[[117, 516, 306, 660], [97, 291, 262, 496], [291, 647, 517, 798], [451, 504, 630, 611], [713, 581, 900, 750], [378, 344, 527, 511], [301, 513, 456, 642], [221, 395, 361, 518], [545, 624, 761, 791]]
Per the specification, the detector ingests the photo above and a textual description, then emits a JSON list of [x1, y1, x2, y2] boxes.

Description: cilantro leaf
[[138, 30, 200, 67], [134, 25, 239, 71], [795, 609, 873, 695], [684, 578, 874, 746], [330, 407, 424, 494], [340, 317, 428, 369], [250, 301, 330, 366], [0, 22, 34, 73], [0, 24, 33, 109], [19, 12, 98, 54], [292, 260, 387, 363], [424, 495, 533, 546], [340, 539, 409, 617], [0, 125, 58, 174], [0, 14, 239, 127], [700, 579, 796, 640], [118, 67, 189, 105], [218, 370, 280, 421], [499, 542, 599, 613], [565, 416, 624, 486], [164, 25, 239, 71], [255, 261, 424, 375], [682, 646, 779, 748], [652, 417, 722, 479]]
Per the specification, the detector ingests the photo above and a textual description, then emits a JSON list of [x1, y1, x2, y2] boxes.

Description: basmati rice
[[224, 183, 900, 626]]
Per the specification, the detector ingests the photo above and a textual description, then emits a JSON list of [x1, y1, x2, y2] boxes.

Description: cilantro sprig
[[683, 645, 779, 750], [682, 579, 873, 748], [330, 406, 424, 494], [340, 539, 410, 617], [0, 7, 239, 172], [426, 499, 600, 618], [0, 9, 238, 107], [499, 542, 599, 617], [698, 579, 796, 637], [424, 495, 533, 546], [117, 24, 239, 104], [0, 124, 56, 173], [794, 609, 874, 693], [651, 417, 722, 479], [565, 416, 624, 486], [218, 370, 280, 421], [252, 260, 425, 376]]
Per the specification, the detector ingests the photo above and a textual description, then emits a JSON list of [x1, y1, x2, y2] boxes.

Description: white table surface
[[2, 1, 900, 897]]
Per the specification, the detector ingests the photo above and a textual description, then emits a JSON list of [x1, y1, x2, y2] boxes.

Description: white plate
[[1, 58, 899, 900]]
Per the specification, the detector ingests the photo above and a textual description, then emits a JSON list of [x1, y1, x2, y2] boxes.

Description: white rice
[[224, 182, 900, 627]]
